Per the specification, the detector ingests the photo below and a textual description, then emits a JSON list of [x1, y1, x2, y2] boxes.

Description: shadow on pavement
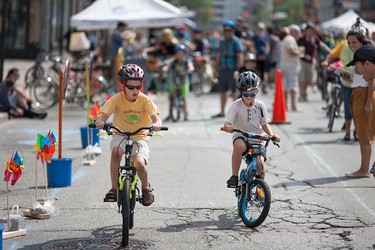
[[273, 176, 375, 188], [16, 225, 155, 250]]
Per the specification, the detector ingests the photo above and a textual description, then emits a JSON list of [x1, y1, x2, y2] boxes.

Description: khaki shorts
[[110, 135, 150, 163], [351, 87, 375, 145], [299, 60, 313, 83]]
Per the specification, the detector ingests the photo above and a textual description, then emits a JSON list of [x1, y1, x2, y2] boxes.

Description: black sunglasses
[[224, 29, 232, 32], [125, 84, 142, 90]]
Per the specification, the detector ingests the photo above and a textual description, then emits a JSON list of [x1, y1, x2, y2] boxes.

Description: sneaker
[[212, 113, 225, 119], [226, 175, 238, 188], [142, 183, 154, 206]]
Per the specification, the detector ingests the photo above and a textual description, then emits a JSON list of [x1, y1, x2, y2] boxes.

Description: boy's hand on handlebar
[[152, 122, 162, 131], [271, 134, 281, 142], [221, 124, 234, 133], [95, 120, 105, 130]]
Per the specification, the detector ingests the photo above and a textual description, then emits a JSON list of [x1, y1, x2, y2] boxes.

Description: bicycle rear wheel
[[238, 178, 271, 228], [77, 76, 110, 109], [121, 178, 131, 247], [170, 94, 182, 122], [29, 78, 58, 111], [25, 65, 45, 88]]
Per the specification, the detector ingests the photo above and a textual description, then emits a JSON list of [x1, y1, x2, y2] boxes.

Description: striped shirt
[[219, 35, 244, 72]]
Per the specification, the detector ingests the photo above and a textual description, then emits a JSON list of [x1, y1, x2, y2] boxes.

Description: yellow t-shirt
[[100, 92, 160, 140], [330, 40, 346, 59]]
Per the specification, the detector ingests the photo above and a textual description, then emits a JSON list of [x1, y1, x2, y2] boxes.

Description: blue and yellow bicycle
[[221, 127, 280, 228]]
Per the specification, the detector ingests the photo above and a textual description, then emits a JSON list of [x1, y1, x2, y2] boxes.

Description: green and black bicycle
[[93, 123, 168, 247]]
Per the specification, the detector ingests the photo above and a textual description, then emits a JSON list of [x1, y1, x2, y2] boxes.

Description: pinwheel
[[34, 131, 56, 165], [4, 151, 24, 186], [88, 102, 101, 123], [33, 131, 56, 200]]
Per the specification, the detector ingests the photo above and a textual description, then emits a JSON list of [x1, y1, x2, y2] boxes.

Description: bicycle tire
[[238, 178, 271, 228], [328, 103, 336, 132], [29, 79, 58, 111], [121, 178, 131, 247], [25, 65, 45, 88], [129, 188, 136, 229], [170, 94, 181, 122], [77, 76, 110, 109]]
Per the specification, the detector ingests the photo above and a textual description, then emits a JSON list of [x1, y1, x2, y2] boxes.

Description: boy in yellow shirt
[[95, 64, 163, 206]]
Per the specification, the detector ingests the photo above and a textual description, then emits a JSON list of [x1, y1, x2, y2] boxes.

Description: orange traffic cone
[[271, 69, 290, 124]]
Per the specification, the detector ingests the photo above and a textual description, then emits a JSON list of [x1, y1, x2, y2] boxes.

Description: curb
[[0, 113, 8, 124]]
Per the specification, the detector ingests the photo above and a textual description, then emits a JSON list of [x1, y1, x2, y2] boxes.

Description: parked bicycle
[[326, 64, 343, 132], [24, 53, 63, 88], [28, 59, 110, 111], [221, 127, 280, 228], [91, 123, 168, 247]]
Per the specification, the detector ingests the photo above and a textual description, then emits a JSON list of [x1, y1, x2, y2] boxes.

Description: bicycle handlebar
[[220, 127, 280, 148], [89, 123, 168, 136]]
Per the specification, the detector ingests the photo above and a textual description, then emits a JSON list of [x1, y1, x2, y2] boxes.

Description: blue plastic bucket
[[0, 223, 4, 250], [80, 127, 100, 149], [47, 158, 73, 187]]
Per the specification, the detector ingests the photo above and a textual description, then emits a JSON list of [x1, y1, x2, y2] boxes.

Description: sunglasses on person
[[126, 84, 142, 90], [224, 29, 233, 32], [242, 92, 257, 98]]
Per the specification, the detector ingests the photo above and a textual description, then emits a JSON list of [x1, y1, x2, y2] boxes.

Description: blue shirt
[[219, 35, 244, 72], [109, 30, 124, 59], [253, 34, 267, 56]]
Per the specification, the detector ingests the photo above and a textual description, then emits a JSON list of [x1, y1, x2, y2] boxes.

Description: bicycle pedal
[[227, 184, 237, 188], [103, 197, 117, 202]]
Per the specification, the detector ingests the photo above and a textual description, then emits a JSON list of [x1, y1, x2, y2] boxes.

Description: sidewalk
[[0, 113, 7, 123]]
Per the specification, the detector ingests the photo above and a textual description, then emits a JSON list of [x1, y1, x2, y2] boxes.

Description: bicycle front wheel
[[121, 178, 131, 247], [327, 103, 336, 132], [238, 178, 271, 228]]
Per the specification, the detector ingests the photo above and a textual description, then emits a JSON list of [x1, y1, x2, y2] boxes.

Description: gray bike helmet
[[236, 71, 260, 92], [118, 64, 144, 82]]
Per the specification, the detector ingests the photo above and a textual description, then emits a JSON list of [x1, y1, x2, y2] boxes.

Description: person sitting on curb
[[0, 68, 47, 119]]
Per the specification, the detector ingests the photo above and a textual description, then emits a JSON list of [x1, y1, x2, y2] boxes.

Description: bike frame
[[117, 136, 139, 211], [240, 147, 259, 199]]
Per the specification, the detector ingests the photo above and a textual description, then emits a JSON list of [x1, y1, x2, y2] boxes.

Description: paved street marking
[[294, 133, 375, 219]]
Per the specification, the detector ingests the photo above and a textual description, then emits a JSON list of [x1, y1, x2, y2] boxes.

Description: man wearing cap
[[345, 43, 375, 178], [348, 43, 375, 82], [350, 44, 375, 178], [212, 20, 244, 118]]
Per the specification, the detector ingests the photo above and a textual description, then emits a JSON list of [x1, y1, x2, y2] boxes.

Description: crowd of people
[[2, 17, 375, 196]]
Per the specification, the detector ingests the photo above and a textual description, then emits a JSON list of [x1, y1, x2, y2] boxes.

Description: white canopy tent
[[70, 0, 193, 30], [321, 9, 375, 34]]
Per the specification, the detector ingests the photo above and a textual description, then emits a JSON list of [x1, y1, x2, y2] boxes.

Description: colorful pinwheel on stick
[[34, 131, 56, 165], [4, 151, 24, 186]]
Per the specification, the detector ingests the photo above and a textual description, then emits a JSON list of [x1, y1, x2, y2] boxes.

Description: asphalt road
[[1, 88, 375, 250]]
